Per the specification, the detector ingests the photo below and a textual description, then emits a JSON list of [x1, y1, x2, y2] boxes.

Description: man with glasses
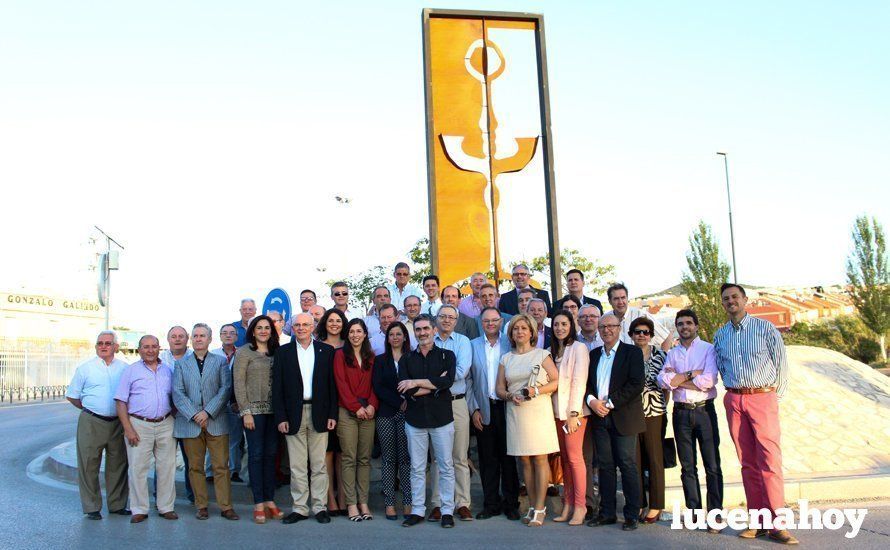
[[330, 281, 360, 321], [584, 312, 645, 531], [442, 285, 479, 340], [398, 316, 457, 528], [576, 304, 603, 519], [210, 324, 244, 483], [66, 331, 130, 520], [427, 305, 474, 522], [299, 289, 318, 313], [268, 310, 290, 344], [233, 298, 256, 347], [497, 264, 551, 316], [387, 262, 423, 314], [577, 305, 604, 351]]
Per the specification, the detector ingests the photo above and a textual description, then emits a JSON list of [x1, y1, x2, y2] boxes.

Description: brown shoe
[[769, 530, 799, 545], [130, 514, 148, 524], [738, 528, 768, 538], [427, 507, 441, 522], [221, 509, 240, 521], [456, 506, 473, 521], [158, 511, 178, 520], [195, 508, 209, 520]]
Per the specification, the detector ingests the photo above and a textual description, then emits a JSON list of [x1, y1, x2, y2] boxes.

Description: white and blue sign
[[263, 288, 292, 321]]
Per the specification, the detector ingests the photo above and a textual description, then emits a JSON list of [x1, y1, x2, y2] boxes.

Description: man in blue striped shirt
[[714, 283, 796, 545]]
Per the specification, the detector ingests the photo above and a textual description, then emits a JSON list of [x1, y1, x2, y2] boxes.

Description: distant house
[[746, 299, 793, 331]]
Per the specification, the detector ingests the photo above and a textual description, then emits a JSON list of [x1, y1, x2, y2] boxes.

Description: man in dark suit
[[584, 312, 645, 531], [553, 268, 604, 314], [498, 264, 551, 315], [271, 313, 338, 525], [474, 284, 512, 337], [442, 285, 480, 340]]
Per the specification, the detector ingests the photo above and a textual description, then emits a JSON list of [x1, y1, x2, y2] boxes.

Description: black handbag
[[663, 437, 678, 469]]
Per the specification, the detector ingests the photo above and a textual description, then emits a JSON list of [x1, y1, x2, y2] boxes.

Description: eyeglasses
[[300, 296, 315, 302], [437, 314, 457, 321], [513, 272, 529, 277], [632, 329, 651, 336], [578, 315, 599, 320], [96, 341, 114, 346], [482, 319, 501, 324], [333, 292, 348, 297], [599, 324, 621, 331]]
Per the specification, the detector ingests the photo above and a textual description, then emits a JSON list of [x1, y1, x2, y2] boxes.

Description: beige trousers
[[183, 429, 231, 510], [285, 404, 329, 514], [126, 416, 176, 514], [337, 407, 375, 506], [430, 398, 471, 509]]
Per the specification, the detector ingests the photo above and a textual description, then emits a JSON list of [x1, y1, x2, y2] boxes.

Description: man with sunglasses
[[66, 331, 131, 520], [330, 281, 360, 321], [387, 262, 423, 315]]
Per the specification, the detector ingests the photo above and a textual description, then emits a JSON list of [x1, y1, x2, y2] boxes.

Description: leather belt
[[725, 387, 775, 395], [674, 400, 712, 410], [83, 409, 117, 422], [451, 394, 466, 401], [489, 398, 504, 406], [302, 400, 313, 405], [130, 413, 171, 423]]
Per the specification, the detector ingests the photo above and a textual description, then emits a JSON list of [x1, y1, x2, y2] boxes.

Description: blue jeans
[[177, 439, 194, 503], [592, 416, 641, 521], [406, 422, 454, 516], [244, 414, 279, 504]]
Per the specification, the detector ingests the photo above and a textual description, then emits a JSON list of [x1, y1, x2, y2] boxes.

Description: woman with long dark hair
[[333, 318, 379, 522], [233, 315, 282, 523], [371, 321, 412, 520], [317, 308, 348, 516]]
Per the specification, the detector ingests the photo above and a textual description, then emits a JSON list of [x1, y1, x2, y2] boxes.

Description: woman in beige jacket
[[549, 311, 590, 525]]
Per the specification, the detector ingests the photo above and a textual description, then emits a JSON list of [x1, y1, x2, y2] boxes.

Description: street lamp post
[[94, 226, 125, 330], [716, 152, 738, 283]]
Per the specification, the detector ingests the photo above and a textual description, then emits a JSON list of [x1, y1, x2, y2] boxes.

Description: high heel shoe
[[265, 504, 284, 520], [521, 507, 536, 525], [553, 506, 571, 522], [528, 508, 547, 527]]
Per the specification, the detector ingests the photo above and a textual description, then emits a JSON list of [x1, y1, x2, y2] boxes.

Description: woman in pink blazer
[[549, 310, 590, 525]]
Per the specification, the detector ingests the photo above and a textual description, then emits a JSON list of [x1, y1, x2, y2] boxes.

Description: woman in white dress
[[496, 313, 560, 527]]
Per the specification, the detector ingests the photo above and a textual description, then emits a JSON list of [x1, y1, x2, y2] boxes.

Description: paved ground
[[2, 402, 890, 549]]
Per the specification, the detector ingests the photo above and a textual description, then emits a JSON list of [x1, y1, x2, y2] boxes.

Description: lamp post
[[716, 152, 738, 283], [95, 226, 125, 330]]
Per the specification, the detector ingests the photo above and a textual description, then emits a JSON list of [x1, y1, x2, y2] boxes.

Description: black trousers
[[673, 400, 723, 511], [637, 414, 666, 510], [592, 415, 641, 521], [476, 400, 519, 512]]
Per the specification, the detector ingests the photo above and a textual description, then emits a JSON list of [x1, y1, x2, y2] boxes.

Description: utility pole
[[716, 152, 738, 283], [95, 226, 124, 330]]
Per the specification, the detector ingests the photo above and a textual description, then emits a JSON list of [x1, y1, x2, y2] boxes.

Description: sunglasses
[[632, 329, 651, 336], [333, 292, 348, 297]]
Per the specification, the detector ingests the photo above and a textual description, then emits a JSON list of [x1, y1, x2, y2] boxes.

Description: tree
[[527, 249, 616, 296], [407, 237, 431, 285], [846, 215, 889, 361], [681, 221, 731, 341], [326, 265, 389, 313]]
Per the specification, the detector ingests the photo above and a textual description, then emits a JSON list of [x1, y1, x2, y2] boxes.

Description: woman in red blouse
[[333, 318, 379, 522]]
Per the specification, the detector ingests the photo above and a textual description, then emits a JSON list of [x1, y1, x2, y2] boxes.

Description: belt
[[451, 394, 466, 401], [674, 400, 712, 410], [83, 409, 117, 422], [489, 398, 504, 406], [130, 413, 171, 423], [726, 387, 775, 395], [302, 400, 313, 405]]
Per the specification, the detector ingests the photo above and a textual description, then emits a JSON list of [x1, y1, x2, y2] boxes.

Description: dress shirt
[[458, 295, 482, 318], [211, 347, 237, 370], [387, 282, 423, 311], [577, 330, 603, 351], [398, 345, 456, 428], [616, 308, 671, 347], [535, 328, 545, 349], [714, 314, 789, 397], [484, 337, 502, 400], [160, 349, 192, 368], [421, 298, 443, 317], [587, 342, 620, 406], [370, 331, 386, 356], [364, 314, 380, 337], [66, 356, 129, 417], [296, 341, 316, 399], [434, 331, 472, 396], [114, 360, 174, 418], [658, 337, 718, 403]]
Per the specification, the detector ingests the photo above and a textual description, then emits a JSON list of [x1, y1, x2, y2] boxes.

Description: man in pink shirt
[[657, 309, 723, 531]]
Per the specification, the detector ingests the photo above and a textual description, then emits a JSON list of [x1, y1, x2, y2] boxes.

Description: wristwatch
[[569, 411, 580, 418], [686, 371, 694, 381]]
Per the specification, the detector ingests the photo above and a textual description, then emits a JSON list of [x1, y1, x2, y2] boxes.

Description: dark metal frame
[[421, 8, 562, 296]]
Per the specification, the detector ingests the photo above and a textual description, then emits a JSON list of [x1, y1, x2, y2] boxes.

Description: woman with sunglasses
[[628, 316, 667, 523]]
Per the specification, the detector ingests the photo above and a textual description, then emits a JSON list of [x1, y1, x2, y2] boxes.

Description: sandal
[[528, 507, 547, 527], [521, 507, 536, 525], [253, 510, 266, 524], [348, 514, 363, 522], [361, 513, 373, 521], [265, 504, 284, 520], [553, 506, 571, 522]]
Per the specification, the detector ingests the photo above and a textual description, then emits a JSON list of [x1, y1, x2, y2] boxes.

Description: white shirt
[[370, 331, 385, 356], [485, 338, 502, 400], [160, 348, 192, 368], [588, 342, 620, 406], [617, 308, 671, 346], [387, 282, 423, 311], [421, 298, 442, 317], [339, 308, 361, 321], [296, 341, 315, 400], [66, 356, 129, 417]]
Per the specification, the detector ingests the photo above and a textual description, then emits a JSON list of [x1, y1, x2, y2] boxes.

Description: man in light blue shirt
[[387, 262, 423, 314], [66, 330, 130, 519], [428, 305, 474, 520]]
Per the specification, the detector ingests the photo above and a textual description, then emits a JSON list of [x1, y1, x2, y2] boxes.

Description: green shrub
[[783, 315, 880, 364]]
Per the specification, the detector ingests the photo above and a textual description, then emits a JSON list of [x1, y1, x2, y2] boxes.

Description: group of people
[[66, 262, 796, 544]]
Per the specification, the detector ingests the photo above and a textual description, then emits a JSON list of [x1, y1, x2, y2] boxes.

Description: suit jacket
[[584, 342, 645, 436], [271, 340, 337, 434], [454, 312, 480, 340], [498, 287, 551, 316], [172, 352, 232, 438], [466, 335, 511, 425], [553, 294, 604, 315], [474, 311, 513, 340], [371, 353, 403, 418]]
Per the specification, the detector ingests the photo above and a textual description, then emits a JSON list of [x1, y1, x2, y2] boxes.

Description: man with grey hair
[[66, 331, 130, 519], [233, 298, 256, 347], [443, 285, 480, 340], [387, 262, 423, 314], [458, 272, 488, 318], [527, 298, 551, 349], [497, 264, 551, 316], [159, 325, 195, 503]]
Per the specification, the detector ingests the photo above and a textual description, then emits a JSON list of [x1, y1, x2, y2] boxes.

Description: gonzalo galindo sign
[[671, 499, 868, 538], [2, 292, 103, 317]]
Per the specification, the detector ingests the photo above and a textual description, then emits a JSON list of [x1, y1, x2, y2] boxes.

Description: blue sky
[[1, 1, 887, 334]]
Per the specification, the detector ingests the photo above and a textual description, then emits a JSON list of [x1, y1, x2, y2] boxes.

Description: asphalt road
[[1, 402, 889, 549]]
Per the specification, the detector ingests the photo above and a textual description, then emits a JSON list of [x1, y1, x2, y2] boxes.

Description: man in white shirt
[[159, 325, 195, 503], [402, 295, 421, 349], [364, 286, 392, 335], [387, 262, 423, 314], [370, 304, 399, 355], [607, 283, 673, 351], [66, 330, 131, 519], [421, 274, 443, 317]]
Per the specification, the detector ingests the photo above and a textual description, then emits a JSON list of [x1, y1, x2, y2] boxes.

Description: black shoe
[[85, 511, 102, 520], [110, 509, 131, 516], [476, 509, 501, 520], [587, 515, 617, 527], [504, 508, 521, 521], [441, 514, 454, 528], [584, 505, 595, 521], [315, 511, 331, 524], [622, 519, 638, 531], [282, 512, 309, 524], [402, 514, 423, 527], [231, 472, 243, 483]]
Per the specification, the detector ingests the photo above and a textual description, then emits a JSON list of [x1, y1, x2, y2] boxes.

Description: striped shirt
[[713, 314, 789, 398]]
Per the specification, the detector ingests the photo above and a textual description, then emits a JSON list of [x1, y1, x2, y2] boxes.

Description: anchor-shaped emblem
[[439, 38, 540, 280]]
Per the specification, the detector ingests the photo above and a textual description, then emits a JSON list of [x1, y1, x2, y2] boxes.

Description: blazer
[[553, 294, 604, 315], [455, 312, 480, 340], [172, 352, 232, 438], [371, 353, 403, 418], [498, 287, 551, 316], [551, 340, 591, 420], [584, 342, 645, 436], [475, 312, 512, 339], [271, 340, 338, 435], [466, 335, 511, 425]]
